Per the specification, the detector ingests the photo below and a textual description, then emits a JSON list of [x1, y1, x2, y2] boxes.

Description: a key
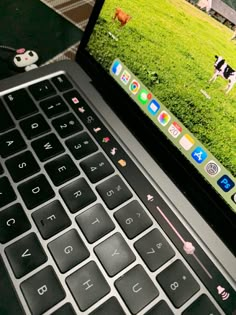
[[45, 154, 80, 186], [48, 229, 89, 273], [76, 203, 115, 243], [80, 152, 114, 183], [0, 176, 16, 208], [51, 303, 76, 315], [31, 133, 65, 162], [0, 203, 31, 244], [145, 300, 174, 315], [5, 233, 47, 278], [115, 200, 152, 239], [115, 265, 159, 314], [134, 229, 175, 271], [0, 99, 15, 133], [21, 266, 65, 315], [60, 178, 96, 213], [52, 113, 83, 138], [6, 151, 40, 182], [29, 80, 56, 100], [96, 175, 132, 209], [20, 114, 51, 139], [66, 261, 110, 311], [94, 233, 136, 276], [89, 297, 126, 315], [157, 259, 200, 308], [4, 89, 38, 119], [32, 200, 71, 239], [52, 75, 73, 92], [39, 95, 68, 118], [66, 132, 98, 160], [0, 255, 25, 315], [182, 294, 221, 315], [18, 174, 55, 209], [0, 129, 26, 158]]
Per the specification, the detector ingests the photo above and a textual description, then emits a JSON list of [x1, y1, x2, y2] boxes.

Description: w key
[[32, 133, 65, 162]]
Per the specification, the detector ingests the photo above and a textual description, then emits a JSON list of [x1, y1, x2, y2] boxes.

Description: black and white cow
[[209, 56, 236, 94]]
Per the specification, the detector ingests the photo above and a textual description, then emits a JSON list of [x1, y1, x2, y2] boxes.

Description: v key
[[5, 233, 47, 278]]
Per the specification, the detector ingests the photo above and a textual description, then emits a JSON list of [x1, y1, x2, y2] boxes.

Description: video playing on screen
[[87, 0, 236, 203]]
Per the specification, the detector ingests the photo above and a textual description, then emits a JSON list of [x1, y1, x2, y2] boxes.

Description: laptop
[[0, 0, 235, 314]]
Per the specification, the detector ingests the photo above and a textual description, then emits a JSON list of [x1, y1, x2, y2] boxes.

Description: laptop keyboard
[[0, 73, 235, 315]]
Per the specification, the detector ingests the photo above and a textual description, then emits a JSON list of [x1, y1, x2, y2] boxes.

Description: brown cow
[[113, 8, 131, 27]]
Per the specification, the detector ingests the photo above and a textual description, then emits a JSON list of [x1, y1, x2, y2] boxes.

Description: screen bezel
[[76, 0, 236, 253]]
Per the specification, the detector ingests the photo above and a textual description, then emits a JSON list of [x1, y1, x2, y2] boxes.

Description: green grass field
[[87, 0, 236, 176]]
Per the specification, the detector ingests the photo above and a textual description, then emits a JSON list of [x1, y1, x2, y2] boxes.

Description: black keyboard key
[[48, 229, 89, 273], [95, 232, 135, 276], [0, 99, 15, 132], [52, 113, 83, 138], [20, 114, 51, 139], [0, 255, 25, 315], [80, 152, 114, 183], [66, 261, 110, 311], [0, 129, 26, 158], [76, 203, 115, 243], [0, 203, 31, 244], [52, 74, 73, 92], [60, 178, 96, 213], [5, 233, 47, 278], [40, 95, 68, 118], [115, 200, 152, 239], [65, 132, 98, 160], [51, 303, 76, 315], [135, 229, 175, 272], [31, 133, 65, 162], [18, 174, 55, 209], [145, 300, 174, 315], [32, 200, 71, 239], [182, 294, 221, 315], [96, 175, 132, 210], [6, 151, 40, 182], [21, 266, 65, 315], [90, 297, 125, 315], [157, 260, 200, 308], [29, 80, 56, 100], [0, 176, 16, 208], [45, 154, 80, 186], [115, 265, 159, 314], [4, 89, 38, 119]]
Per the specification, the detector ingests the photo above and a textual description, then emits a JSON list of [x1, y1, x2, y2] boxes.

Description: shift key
[[0, 255, 25, 314]]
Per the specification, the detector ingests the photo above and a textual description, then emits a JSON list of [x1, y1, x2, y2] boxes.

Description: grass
[[87, 0, 236, 176]]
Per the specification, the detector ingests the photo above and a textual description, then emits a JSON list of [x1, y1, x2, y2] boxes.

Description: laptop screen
[[85, 0, 236, 213]]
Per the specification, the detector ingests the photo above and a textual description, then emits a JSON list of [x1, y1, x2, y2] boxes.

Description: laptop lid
[[76, 0, 236, 253]]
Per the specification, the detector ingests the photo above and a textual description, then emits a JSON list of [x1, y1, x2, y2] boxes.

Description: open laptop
[[0, 0, 235, 314]]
